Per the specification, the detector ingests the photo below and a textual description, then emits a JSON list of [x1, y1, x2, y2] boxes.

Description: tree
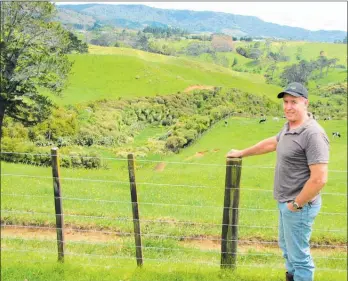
[[236, 46, 247, 57], [295, 47, 303, 61], [280, 60, 315, 86], [249, 48, 263, 61], [264, 63, 278, 84], [66, 31, 88, 53], [136, 33, 149, 51], [0, 2, 72, 137], [317, 55, 328, 78], [232, 57, 238, 67], [325, 58, 338, 76]]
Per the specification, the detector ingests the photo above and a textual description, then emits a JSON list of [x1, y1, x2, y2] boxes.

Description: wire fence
[[1, 150, 347, 272], [1, 150, 348, 172]]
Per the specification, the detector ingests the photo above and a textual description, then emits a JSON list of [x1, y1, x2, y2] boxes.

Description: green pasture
[[43, 46, 281, 105], [2, 118, 346, 240], [3, 40, 347, 280], [234, 41, 347, 66], [1, 118, 347, 279], [1, 249, 346, 281]]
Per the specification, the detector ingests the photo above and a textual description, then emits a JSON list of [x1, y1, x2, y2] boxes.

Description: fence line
[[2, 236, 346, 260], [2, 225, 347, 248], [1, 174, 346, 195], [1, 151, 347, 172], [2, 149, 347, 272], [3, 210, 347, 232], [2, 195, 347, 215], [1, 248, 346, 272]]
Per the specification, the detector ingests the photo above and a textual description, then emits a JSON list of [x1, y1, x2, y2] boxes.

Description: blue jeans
[[278, 197, 321, 281]]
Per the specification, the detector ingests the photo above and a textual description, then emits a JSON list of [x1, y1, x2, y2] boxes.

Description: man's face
[[282, 94, 308, 122]]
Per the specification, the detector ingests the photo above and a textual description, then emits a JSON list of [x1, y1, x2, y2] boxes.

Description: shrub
[[165, 136, 187, 153]]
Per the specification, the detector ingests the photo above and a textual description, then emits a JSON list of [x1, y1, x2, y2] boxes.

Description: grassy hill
[[44, 45, 281, 105]]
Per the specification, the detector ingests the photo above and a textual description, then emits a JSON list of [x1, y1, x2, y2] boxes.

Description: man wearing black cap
[[227, 82, 329, 281]]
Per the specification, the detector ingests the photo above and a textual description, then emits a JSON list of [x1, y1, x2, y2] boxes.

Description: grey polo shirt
[[274, 117, 329, 202]]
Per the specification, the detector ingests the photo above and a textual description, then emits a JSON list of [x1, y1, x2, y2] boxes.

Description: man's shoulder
[[303, 119, 329, 145], [305, 119, 327, 136]]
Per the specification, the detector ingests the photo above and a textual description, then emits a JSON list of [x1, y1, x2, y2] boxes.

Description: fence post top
[[127, 154, 134, 159], [226, 157, 242, 163]]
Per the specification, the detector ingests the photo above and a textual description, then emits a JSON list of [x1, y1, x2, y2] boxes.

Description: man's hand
[[286, 202, 301, 212], [226, 149, 242, 158]]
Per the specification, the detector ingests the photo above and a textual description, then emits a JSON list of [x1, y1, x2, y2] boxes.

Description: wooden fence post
[[221, 157, 242, 269], [51, 147, 65, 262], [127, 154, 143, 267]]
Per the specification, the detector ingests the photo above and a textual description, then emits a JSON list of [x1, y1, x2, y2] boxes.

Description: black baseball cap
[[277, 82, 308, 99]]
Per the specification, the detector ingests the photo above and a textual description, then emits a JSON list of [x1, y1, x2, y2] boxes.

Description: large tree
[[0, 2, 72, 138]]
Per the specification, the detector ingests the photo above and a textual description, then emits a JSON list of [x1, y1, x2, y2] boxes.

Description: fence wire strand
[[1, 151, 347, 172]]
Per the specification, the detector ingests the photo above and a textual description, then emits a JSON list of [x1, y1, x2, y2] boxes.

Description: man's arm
[[290, 163, 328, 209], [226, 136, 278, 158]]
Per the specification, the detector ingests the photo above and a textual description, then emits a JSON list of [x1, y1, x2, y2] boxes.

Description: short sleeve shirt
[[274, 118, 329, 202]]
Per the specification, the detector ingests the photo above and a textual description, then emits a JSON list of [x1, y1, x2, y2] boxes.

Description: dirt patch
[[212, 149, 220, 152], [181, 239, 220, 251], [183, 85, 214, 93], [154, 162, 166, 172], [184, 150, 209, 161], [2, 228, 122, 242], [2, 227, 345, 254], [195, 151, 205, 158], [180, 239, 346, 254]]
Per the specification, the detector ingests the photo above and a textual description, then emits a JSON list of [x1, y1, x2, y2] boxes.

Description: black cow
[[332, 132, 341, 138], [259, 118, 266, 124]]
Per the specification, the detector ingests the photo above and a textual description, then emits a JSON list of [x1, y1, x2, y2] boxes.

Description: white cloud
[[56, 1, 347, 31]]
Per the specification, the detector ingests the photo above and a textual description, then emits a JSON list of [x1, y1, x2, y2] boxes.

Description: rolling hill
[[44, 45, 282, 105], [56, 4, 347, 43]]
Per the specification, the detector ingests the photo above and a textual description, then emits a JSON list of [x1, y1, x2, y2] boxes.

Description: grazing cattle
[[324, 116, 331, 121], [259, 118, 266, 124], [273, 117, 279, 122], [332, 132, 341, 138]]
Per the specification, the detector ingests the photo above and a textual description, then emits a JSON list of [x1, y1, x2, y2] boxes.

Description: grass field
[[43, 46, 283, 105], [2, 118, 347, 280], [42, 42, 347, 107], [3, 41, 347, 280]]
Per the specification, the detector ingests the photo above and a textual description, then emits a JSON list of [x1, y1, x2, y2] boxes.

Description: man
[[226, 82, 329, 281]]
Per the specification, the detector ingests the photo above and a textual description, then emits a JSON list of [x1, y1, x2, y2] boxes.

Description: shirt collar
[[285, 113, 313, 135]]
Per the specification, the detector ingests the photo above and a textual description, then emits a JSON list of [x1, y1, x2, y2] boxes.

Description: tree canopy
[[0, 2, 72, 136]]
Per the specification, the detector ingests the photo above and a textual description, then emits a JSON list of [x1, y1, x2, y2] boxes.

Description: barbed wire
[[1, 151, 347, 172], [1, 174, 346, 195], [1, 195, 347, 216], [2, 236, 346, 261], [2, 225, 347, 248], [3, 209, 347, 232], [1, 248, 346, 272]]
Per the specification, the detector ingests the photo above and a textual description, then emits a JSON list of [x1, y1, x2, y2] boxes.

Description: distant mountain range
[[56, 4, 346, 43]]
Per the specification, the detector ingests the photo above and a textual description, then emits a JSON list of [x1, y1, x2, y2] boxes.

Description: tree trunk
[[0, 100, 6, 140]]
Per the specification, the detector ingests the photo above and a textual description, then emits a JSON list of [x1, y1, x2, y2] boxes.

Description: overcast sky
[[57, 2, 347, 31]]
